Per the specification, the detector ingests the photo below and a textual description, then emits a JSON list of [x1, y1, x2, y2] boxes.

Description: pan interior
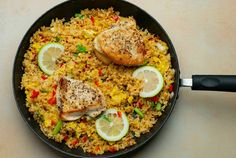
[[13, 0, 180, 157]]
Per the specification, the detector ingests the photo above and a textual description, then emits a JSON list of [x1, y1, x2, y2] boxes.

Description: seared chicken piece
[[98, 27, 145, 66], [94, 34, 112, 65], [93, 17, 145, 66], [56, 77, 106, 121]]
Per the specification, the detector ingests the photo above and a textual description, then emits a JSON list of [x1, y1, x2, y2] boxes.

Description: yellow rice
[[21, 8, 175, 154]]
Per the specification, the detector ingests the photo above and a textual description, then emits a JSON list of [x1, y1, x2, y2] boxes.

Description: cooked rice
[[21, 8, 175, 154]]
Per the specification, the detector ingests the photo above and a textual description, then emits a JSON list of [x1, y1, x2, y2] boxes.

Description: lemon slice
[[38, 43, 64, 75], [95, 109, 129, 141], [132, 66, 164, 98]]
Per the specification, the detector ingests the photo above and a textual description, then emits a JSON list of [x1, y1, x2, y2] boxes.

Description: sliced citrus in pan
[[38, 43, 64, 75], [132, 66, 164, 98], [95, 109, 129, 141]]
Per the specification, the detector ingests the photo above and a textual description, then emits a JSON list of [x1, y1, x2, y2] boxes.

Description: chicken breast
[[57, 77, 106, 121], [93, 34, 112, 65], [93, 18, 145, 66]]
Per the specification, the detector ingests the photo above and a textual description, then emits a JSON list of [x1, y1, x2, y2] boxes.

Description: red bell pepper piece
[[30, 90, 39, 99], [95, 80, 99, 86], [48, 97, 56, 105], [113, 15, 119, 22], [98, 69, 103, 76], [169, 84, 174, 92], [95, 146, 100, 151], [90, 16, 95, 25], [82, 136, 88, 143], [108, 146, 117, 153], [150, 96, 159, 103], [51, 120, 56, 126], [52, 84, 57, 90], [52, 90, 56, 97], [63, 135, 69, 141], [41, 75, 47, 80], [71, 139, 78, 146], [117, 111, 122, 118]]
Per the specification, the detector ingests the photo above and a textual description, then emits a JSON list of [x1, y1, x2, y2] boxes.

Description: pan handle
[[181, 75, 236, 92]]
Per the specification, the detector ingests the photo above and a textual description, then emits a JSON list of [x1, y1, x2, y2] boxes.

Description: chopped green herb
[[40, 89, 49, 93], [156, 102, 162, 111], [55, 36, 61, 42], [75, 13, 85, 19], [149, 102, 155, 108], [76, 44, 87, 53], [53, 120, 62, 135], [134, 108, 144, 118], [102, 115, 111, 122], [73, 52, 79, 57], [101, 78, 106, 82]]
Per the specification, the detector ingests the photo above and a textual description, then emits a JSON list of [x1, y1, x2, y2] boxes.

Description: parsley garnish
[[75, 13, 85, 19]]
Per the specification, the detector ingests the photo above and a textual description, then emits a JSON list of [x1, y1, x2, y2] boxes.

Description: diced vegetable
[[73, 52, 79, 57], [156, 102, 162, 111], [149, 102, 155, 108], [52, 90, 56, 96], [98, 69, 103, 76], [95, 146, 100, 152], [102, 115, 111, 122], [63, 135, 69, 141], [75, 13, 85, 19], [108, 146, 117, 153], [52, 84, 57, 90], [82, 135, 88, 143], [71, 138, 78, 146], [41, 75, 47, 80], [90, 16, 95, 25], [150, 96, 159, 103], [40, 89, 49, 93], [48, 97, 56, 105], [113, 15, 119, 22], [169, 84, 174, 92], [55, 36, 61, 42], [134, 108, 144, 118], [95, 80, 99, 86], [52, 120, 62, 135], [30, 90, 39, 99], [51, 120, 56, 126], [76, 44, 87, 53], [117, 111, 122, 118]]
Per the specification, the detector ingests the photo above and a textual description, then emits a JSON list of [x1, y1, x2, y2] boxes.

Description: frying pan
[[12, 0, 236, 157]]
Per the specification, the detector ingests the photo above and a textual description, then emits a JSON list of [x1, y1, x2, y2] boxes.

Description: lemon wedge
[[38, 43, 64, 75], [95, 109, 129, 141], [132, 66, 164, 98]]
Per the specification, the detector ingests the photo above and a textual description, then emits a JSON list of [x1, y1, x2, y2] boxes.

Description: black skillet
[[13, 0, 236, 158]]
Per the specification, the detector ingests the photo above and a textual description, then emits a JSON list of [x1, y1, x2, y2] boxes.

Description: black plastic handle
[[192, 75, 236, 92]]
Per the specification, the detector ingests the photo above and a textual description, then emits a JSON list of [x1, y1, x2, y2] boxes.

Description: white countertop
[[1, 0, 236, 157]]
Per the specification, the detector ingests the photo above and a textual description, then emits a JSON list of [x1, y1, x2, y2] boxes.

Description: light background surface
[[1, 0, 236, 158]]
